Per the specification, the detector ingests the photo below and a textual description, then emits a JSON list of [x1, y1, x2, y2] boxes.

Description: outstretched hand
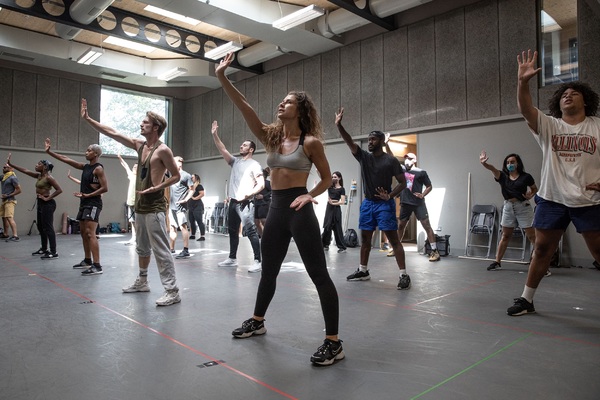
[[81, 98, 89, 119], [517, 50, 541, 83], [215, 53, 234, 76], [479, 150, 489, 164], [6, 152, 11, 165], [211, 120, 219, 135], [45, 138, 52, 153], [335, 107, 344, 126]]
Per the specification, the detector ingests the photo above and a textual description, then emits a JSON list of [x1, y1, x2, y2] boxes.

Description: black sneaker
[[397, 274, 411, 290], [73, 260, 91, 269], [487, 261, 502, 271], [189, 235, 196, 240], [346, 268, 370, 281], [6, 236, 20, 242], [310, 339, 345, 366], [81, 266, 103, 276], [594, 260, 600, 271], [507, 297, 535, 316], [197, 237, 205, 241], [32, 248, 47, 255], [41, 252, 59, 260], [175, 249, 190, 259], [232, 318, 267, 338]]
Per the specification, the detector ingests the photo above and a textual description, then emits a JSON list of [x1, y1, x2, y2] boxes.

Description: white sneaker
[[122, 278, 150, 293], [155, 290, 181, 306], [248, 260, 262, 273], [218, 258, 238, 267]]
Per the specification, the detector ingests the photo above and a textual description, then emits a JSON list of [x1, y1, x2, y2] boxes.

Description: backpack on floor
[[343, 228, 358, 248], [108, 222, 121, 233]]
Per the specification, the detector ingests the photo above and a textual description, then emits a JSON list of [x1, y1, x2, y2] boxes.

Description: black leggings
[[255, 187, 339, 336], [188, 206, 205, 236], [37, 199, 56, 253]]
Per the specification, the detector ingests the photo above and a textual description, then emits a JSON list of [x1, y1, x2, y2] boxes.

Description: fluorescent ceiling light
[[157, 67, 188, 81], [204, 41, 243, 60], [541, 10, 561, 33], [103, 36, 157, 53], [144, 5, 201, 26], [77, 47, 104, 65], [272, 4, 324, 31]]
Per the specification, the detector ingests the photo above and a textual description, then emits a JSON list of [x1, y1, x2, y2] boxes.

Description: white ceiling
[[0, 0, 480, 93]]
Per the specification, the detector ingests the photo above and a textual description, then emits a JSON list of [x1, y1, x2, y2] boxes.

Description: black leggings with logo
[[254, 187, 339, 336]]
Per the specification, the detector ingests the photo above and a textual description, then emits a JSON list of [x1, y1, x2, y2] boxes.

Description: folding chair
[[497, 209, 527, 262], [466, 204, 496, 259]]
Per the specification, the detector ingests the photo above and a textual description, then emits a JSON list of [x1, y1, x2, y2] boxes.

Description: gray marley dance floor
[[1, 232, 599, 400]]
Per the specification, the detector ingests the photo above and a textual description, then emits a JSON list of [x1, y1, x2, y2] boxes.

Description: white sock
[[360, 265, 368, 272], [521, 286, 536, 303], [430, 242, 437, 250], [399, 269, 407, 276]]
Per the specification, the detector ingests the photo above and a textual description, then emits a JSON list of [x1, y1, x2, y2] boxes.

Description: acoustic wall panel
[[407, 19, 436, 128], [383, 28, 409, 132], [258, 71, 273, 128], [0, 68, 12, 146], [57, 78, 81, 152], [79, 82, 100, 152], [321, 49, 340, 140], [465, 0, 500, 120], [287, 62, 303, 93], [360, 36, 384, 135], [240, 77, 258, 147], [272, 67, 289, 114], [303, 55, 322, 124], [340, 42, 362, 135], [435, 9, 467, 125], [232, 81, 247, 154], [580, 0, 600, 90], [11, 70, 36, 149], [35, 75, 59, 151]]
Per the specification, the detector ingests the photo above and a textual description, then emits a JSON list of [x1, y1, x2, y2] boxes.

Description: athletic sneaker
[[122, 278, 150, 293], [397, 274, 411, 290], [429, 249, 441, 262], [544, 270, 552, 277], [124, 241, 135, 246], [197, 237, 205, 241], [218, 258, 238, 267], [487, 261, 502, 271], [232, 317, 267, 338], [310, 339, 345, 366], [155, 290, 181, 306], [189, 235, 196, 240], [507, 297, 535, 316], [32, 248, 47, 255], [175, 249, 190, 259], [41, 252, 59, 260], [81, 265, 103, 276], [73, 260, 92, 269], [248, 260, 262, 273], [6, 236, 20, 242], [387, 249, 395, 257], [346, 268, 370, 281]]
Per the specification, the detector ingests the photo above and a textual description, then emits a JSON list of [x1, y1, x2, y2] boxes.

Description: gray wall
[[1, 0, 599, 265]]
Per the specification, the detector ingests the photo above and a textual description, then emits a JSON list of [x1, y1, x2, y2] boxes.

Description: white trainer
[[218, 258, 238, 267], [248, 260, 262, 273], [122, 278, 150, 293], [155, 290, 181, 306]]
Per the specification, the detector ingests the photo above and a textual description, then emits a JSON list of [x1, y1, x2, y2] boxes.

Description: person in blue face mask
[[479, 151, 540, 272]]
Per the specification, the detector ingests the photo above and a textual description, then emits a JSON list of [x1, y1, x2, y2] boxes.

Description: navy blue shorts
[[359, 199, 397, 231], [533, 195, 600, 233]]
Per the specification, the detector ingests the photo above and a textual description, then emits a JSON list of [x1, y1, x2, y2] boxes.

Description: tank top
[[80, 163, 103, 208], [266, 132, 312, 172], [135, 141, 168, 214], [35, 176, 52, 191]]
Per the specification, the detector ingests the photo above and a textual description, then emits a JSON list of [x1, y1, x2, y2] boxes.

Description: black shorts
[[399, 203, 429, 221], [254, 203, 270, 219], [76, 206, 101, 223]]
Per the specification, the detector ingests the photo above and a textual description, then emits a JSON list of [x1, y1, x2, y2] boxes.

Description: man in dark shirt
[[335, 107, 411, 290]]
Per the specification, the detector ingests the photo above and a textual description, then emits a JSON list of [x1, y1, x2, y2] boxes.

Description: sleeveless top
[[80, 163, 103, 208], [135, 141, 168, 214], [266, 132, 312, 172], [35, 176, 52, 191]]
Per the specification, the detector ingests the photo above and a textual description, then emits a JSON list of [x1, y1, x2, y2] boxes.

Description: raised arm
[[81, 98, 140, 150], [117, 154, 133, 175], [67, 169, 81, 185], [45, 138, 85, 170], [479, 150, 501, 179], [517, 50, 542, 133], [211, 121, 235, 165], [215, 53, 267, 143], [6, 153, 39, 179], [335, 108, 359, 155]]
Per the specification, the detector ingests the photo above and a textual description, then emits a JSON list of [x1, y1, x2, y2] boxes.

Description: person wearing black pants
[[322, 171, 347, 253], [7, 155, 63, 258], [188, 173, 206, 241]]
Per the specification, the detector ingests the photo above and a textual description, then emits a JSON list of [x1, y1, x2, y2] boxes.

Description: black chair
[[466, 204, 496, 259]]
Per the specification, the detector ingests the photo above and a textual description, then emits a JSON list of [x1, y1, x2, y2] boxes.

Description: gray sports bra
[[266, 132, 312, 172]]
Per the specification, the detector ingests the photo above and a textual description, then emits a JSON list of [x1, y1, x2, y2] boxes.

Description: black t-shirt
[[80, 163, 103, 208], [495, 171, 535, 201], [254, 180, 272, 206], [401, 167, 431, 206], [188, 184, 205, 209], [327, 186, 346, 203], [353, 149, 403, 200]]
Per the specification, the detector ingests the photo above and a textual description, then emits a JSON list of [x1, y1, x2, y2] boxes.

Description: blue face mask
[[506, 164, 516, 172]]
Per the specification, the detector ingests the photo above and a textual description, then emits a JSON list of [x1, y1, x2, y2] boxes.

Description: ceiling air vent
[[100, 71, 127, 79], [0, 51, 35, 62]]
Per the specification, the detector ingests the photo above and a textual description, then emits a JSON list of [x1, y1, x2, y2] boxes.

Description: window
[[100, 87, 170, 156], [539, 0, 578, 87]]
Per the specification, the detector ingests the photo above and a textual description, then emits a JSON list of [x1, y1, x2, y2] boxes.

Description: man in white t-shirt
[[211, 121, 264, 273], [507, 50, 600, 316]]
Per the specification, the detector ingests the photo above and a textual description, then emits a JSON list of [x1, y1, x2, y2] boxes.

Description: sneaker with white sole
[[248, 260, 262, 273], [218, 258, 238, 267], [487, 261, 502, 271], [507, 297, 535, 316], [32, 248, 47, 255], [397, 274, 411, 290], [310, 339, 345, 366], [429, 249, 440, 262], [81, 265, 103, 276], [122, 278, 150, 293], [175, 249, 190, 259], [346, 268, 370, 281], [156, 290, 181, 306], [232, 317, 266, 338], [73, 259, 92, 269], [41, 252, 59, 260]]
